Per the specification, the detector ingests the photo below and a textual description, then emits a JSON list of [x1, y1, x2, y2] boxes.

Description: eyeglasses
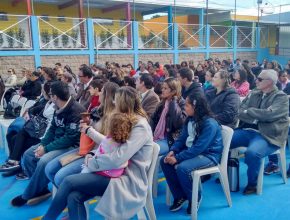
[[256, 77, 271, 82], [78, 75, 85, 78], [7, 71, 11, 73]]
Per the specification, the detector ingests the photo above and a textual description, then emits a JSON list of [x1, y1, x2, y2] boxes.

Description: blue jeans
[[156, 138, 169, 155], [42, 173, 110, 220], [160, 154, 215, 202], [21, 143, 73, 200], [45, 148, 84, 187], [230, 129, 279, 187]]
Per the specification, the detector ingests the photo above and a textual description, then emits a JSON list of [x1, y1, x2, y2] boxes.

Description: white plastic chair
[[10, 94, 20, 108], [152, 155, 162, 197], [20, 100, 36, 117], [166, 125, 234, 220], [230, 143, 287, 195], [17, 97, 27, 108]]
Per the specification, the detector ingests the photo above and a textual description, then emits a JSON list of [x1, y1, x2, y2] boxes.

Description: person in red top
[[155, 62, 164, 77], [127, 64, 136, 77], [87, 79, 104, 112], [230, 69, 250, 97]]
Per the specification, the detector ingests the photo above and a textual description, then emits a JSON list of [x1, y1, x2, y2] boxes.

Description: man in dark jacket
[[20, 71, 42, 100], [11, 81, 85, 207], [177, 67, 204, 99]]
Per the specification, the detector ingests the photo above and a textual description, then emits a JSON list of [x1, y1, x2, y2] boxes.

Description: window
[[0, 12, 8, 21], [58, 16, 66, 22], [41, 15, 49, 21]]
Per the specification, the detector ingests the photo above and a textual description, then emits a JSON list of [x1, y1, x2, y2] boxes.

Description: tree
[[16, 28, 26, 48], [40, 30, 50, 47], [61, 34, 69, 48], [6, 29, 16, 48], [52, 29, 59, 48]]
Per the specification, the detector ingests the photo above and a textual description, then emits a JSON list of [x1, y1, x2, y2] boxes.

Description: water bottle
[[227, 158, 239, 192]]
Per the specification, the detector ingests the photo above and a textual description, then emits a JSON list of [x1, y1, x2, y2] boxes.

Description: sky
[[124, 0, 290, 15]]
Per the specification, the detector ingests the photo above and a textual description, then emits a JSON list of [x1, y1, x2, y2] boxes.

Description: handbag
[[79, 133, 95, 156], [23, 111, 48, 139]]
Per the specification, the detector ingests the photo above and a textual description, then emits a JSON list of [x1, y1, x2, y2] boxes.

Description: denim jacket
[[171, 117, 223, 164]]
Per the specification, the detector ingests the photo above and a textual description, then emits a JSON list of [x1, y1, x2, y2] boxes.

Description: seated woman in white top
[[5, 68, 17, 87]]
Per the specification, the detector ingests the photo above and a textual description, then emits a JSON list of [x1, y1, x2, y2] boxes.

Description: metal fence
[[0, 14, 32, 50], [138, 22, 173, 49], [177, 24, 206, 49], [0, 15, 276, 51], [38, 16, 87, 49], [93, 19, 132, 50], [210, 25, 233, 48], [237, 26, 256, 48]]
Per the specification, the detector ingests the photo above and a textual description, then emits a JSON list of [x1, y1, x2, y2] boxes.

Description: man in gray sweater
[[230, 69, 289, 195]]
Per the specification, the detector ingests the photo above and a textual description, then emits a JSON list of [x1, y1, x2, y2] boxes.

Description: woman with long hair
[[230, 69, 250, 97], [151, 77, 187, 155], [45, 82, 119, 188], [42, 86, 154, 220], [160, 93, 223, 214], [206, 70, 240, 129]]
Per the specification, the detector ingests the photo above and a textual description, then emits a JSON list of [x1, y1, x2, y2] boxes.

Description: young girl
[[81, 112, 135, 177]]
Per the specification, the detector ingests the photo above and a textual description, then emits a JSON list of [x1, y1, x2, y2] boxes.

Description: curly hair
[[109, 112, 136, 143]]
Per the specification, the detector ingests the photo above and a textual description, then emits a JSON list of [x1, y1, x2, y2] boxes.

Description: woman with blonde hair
[[45, 82, 119, 188], [42, 86, 154, 220], [151, 77, 187, 155]]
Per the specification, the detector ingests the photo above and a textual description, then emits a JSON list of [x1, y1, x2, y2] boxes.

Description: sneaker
[[187, 195, 202, 215], [2, 169, 21, 177], [264, 162, 280, 175], [169, 198, 187, 212], [11, 195, 27, 207], [0, 161, 21, 172], [243, 185, 257, 195], [15, 172, 29, 180], [27, 189, 52, 205]]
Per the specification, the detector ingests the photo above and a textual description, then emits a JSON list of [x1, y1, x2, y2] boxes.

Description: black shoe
[[287, 169, 290, 178], [201, 174, 211, 183], [0, 161, 21, 172], [15, 172, 29, 180], [243, 185, 257, 195], [27, 189, 52, 205], [2, 169, 21, 177], [11, 195, 27, 207], [169, 198, 186, 212]]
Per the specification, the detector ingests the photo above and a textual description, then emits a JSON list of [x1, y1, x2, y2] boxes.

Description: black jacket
[[206, 88, 240, 129], [41, 97, 86, 152], [151, 97, 187, 147], [21, 78, 42, 100], [181, 82, 204, 99]]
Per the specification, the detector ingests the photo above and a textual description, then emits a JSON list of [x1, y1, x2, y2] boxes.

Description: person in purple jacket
[[160, 92, 223, 215]]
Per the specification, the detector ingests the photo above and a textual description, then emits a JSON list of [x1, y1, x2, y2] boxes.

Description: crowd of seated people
[[0, 57, 289, 219]]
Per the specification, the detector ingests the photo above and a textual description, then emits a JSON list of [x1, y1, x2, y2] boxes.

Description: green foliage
[[61, 34, 69, 47], [0, 33, 3, 47], [70, 30, 79, 47], [52, 29, 59, 47], [6, 29, 16, 48], [16, 28, 26, 48], [106, 31, 113, 47], [40, 30, 50, 46]]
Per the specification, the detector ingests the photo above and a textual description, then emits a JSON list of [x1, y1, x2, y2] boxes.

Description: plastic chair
[[17, 97, 27, 108], [166, 125, 233, 220], [230, 143, 287, 195], [20, 100, 35, 117], [152, 155, 162, 197], [257, 144, 287, 195], [10, 94, 20, 108]]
